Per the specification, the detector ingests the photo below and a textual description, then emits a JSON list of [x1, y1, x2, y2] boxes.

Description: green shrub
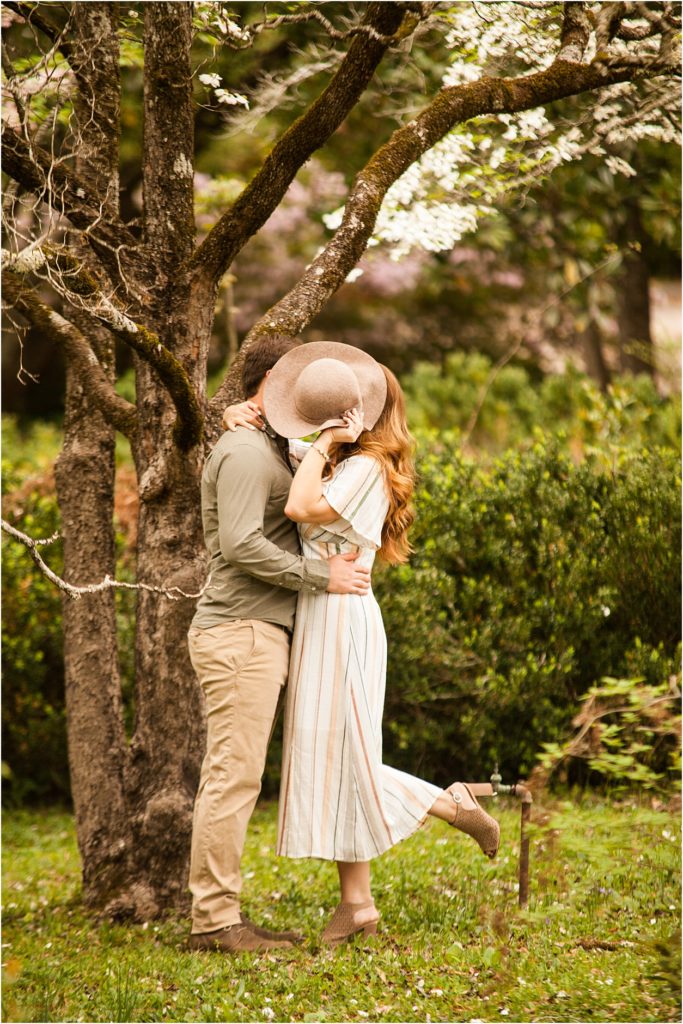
[[4, 406, 681, 803], [536, 674, 681, 792], [402, 354, 682, 456], [375, 436, 681, 788], [2, 489, 67, 805]]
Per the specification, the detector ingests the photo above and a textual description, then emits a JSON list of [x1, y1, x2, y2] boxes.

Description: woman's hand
[[222, 401, 265, 432], [321, 407, 364, 446]]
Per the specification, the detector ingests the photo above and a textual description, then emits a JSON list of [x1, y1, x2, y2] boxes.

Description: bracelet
[[310, 442, 331, 462]]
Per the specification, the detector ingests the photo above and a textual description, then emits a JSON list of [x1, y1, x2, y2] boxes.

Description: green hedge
[[403, 354, 682, 456], [374, 436, 681, 786]]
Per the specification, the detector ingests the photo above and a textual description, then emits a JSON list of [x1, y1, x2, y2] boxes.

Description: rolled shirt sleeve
[[216, 444, 330, 593]]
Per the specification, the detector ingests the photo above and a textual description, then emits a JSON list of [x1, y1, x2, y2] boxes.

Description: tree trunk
[[581, 319, 611, 391], [118, 4, 209, 918], [616, 198, 655, 378], [54, 3, 134, 914], [55, 347, 134, 911]]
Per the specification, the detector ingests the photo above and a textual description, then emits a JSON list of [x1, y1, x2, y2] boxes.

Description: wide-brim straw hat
[[263, 341, 387, 439]]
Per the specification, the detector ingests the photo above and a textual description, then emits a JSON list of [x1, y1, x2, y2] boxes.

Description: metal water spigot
[[490, 762, 514, 796]]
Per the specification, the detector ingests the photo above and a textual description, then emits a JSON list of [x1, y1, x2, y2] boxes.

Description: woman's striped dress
[[276, 451, 442, 862]]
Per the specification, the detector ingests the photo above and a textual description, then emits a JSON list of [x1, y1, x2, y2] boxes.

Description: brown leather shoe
[[321, 901, 380, 947], [446, 782, 500, 859], [240, 912, 304, 944], [189, 922, 293, 952]]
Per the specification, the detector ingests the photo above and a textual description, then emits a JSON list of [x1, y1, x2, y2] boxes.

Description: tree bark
[[581, 320, 612, 391], [53, 3, 134, 914], [120, 3, 208, 918], [616, 198, 655, 378]]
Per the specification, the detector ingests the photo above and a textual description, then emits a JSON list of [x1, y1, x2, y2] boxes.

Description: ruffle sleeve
[[322, 455, 388, 549]]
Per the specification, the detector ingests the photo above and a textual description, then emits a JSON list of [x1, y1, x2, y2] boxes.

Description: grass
[[1, 798, 680, 1023]]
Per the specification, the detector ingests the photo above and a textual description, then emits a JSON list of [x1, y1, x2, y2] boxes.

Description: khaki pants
[[187, 619, 290, 934]]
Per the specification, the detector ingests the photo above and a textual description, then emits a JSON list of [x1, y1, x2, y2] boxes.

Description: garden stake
[[466, 765, 533, 908]]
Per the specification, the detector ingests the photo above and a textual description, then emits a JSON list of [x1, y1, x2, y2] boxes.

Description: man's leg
[[188, 620, 289, 935]]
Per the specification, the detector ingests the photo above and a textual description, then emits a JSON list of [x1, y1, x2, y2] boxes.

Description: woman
[[225, 341, 499, 946]]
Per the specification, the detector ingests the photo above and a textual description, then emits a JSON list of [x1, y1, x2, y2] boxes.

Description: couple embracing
[[187, 335, 499, 953]]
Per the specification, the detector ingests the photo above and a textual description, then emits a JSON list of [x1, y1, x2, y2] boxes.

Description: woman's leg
[[335, 862, 378, 922], [321, 861, 379, 945], [336, 860, 372, 902], [427, 782, 478, 821]]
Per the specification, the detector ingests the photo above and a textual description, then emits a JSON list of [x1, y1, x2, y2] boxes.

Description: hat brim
[[263, 341, 387, 439]]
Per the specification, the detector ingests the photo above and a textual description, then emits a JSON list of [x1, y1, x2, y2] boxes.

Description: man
[[188, 335, 371, 952]]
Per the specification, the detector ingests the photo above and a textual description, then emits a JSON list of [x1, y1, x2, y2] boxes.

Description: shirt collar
[[262, 415, 278, 440]]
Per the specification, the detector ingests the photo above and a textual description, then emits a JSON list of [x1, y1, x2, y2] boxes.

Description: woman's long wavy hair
[[327, 365, 415, 565]]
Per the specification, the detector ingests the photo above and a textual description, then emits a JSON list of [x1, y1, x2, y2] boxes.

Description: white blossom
[[605, 156, 636, 177], [198, 72, 221, 88], [215, 89, 249, 108]]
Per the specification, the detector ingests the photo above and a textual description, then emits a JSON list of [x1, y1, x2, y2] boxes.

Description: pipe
[[468, 767, 533, 908], [511, 783, 532, 908]]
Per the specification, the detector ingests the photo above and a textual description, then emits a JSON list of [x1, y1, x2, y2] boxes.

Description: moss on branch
[[186, 1, 407, 287], [107, 321, 203, 451], [241, 53, 675, 346], [3, 256, 202, 449]]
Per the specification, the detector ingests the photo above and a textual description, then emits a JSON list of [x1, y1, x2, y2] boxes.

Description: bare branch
[[3, 1, 73, 60], [1, 38, 27, 125], [186, 1, 409, 287], [246, 3, 423, 45], [1, 518, 211, 602], [2, 268, 138, 437], [1, 124, 140, 286]]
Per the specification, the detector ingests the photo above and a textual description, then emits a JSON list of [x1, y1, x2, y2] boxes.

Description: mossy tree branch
[[3, 245, 203, 450], [186, 1, 409, 288], [107, 319, 204, 451], [207, 52, 679, 438]]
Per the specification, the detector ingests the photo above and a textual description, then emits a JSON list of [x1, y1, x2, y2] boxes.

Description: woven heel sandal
[[447, 782, 500, 859], [321, 900, 380, 947]]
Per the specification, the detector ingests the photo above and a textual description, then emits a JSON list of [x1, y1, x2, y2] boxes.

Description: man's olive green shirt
[[192, 427, 330, 631]]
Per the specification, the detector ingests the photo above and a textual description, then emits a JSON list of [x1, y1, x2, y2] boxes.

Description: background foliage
[[3, 356, 680, 804]]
